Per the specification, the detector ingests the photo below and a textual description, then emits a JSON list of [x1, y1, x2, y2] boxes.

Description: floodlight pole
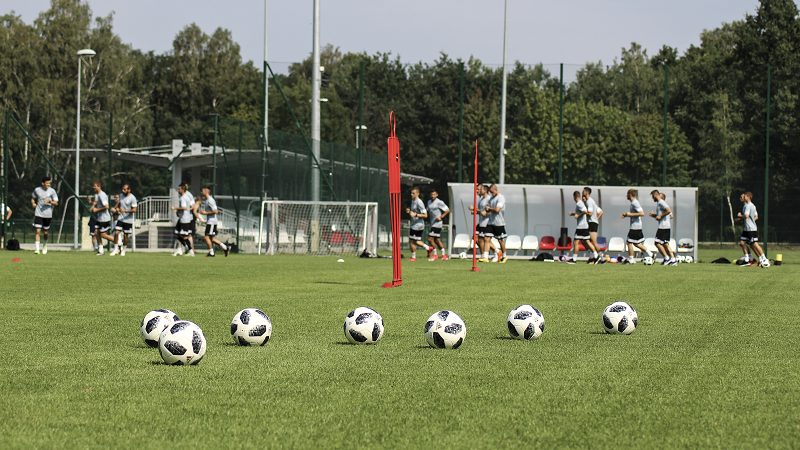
[[498, 0, 508, 184], [262, 0, 268, 203], [310, 0, 321, 202], [75, 48, 95, 250]]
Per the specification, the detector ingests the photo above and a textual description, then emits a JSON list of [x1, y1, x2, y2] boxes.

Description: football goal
[[257, 201, 379, 256]]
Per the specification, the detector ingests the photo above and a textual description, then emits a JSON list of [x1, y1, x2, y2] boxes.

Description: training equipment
[[230, 308, 273, 346], [685, 255, 694, 263], [506, 305, 545, 340], [642, 256, 654, 265], [158, 321, 207, 365], [424, 310, 466, 349], [676, 255, 685, 263], [382, 111, 404, 287], [343, 307, 384, 344], [459, 251, 467, 259], [140, 309, 180, 348], [602, 302, 638, 335]]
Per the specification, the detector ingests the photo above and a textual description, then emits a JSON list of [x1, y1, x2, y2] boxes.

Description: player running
[[485, 184, 508, 263], [90, 181, 115, 255], [109, 184, 137, 256], [405, 187, 431, 261], [620, 189, 652, 264], [197, 186, 230, 257], [735, 191, 769, 268], [31, 176, 59, 254], [426, 189, 450, 261], [583, 187, 603, 263], [567, 190, 595, 264], [171, 181, 196, 257], [649, 190, 676, 265]]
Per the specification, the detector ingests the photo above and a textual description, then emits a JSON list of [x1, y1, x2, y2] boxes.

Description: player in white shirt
[[468, 184, 497, 262], [582, 187, 603, 263], [405, 187, 431, 261], [426, 189, 450, 261], [170, 181, 197, 256], [567, 191, 595, 264], [648, 190, 676, 265], [109, 184, 137, 256], [1, 202, 11, 250], [197, 186, 230, 257], [90, 181, 116, 255], [31, 176, 59, 254], [484, 184, 508, 263], [620, 189, 652, 264], [735, 191, 768, 268]]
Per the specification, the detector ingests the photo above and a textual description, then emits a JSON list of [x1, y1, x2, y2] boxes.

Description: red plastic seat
[[578, 240, 587, 251], [539, 236, 556, 251], [556, 237, 573, 251], [596, 236, 608, 251]]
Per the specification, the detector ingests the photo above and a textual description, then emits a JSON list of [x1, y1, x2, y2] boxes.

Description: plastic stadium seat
[[279, 224, 294, 246], [295, 229, 307, 245], [596, 236, 608, 251], [607, 237, 625, 252], [505, 235, 522, 251], [491, 238, 500, 250], [669, 238, 677, 253], [578, 240, 587, 251], [453, 234, 471, 250], [539, 236, 556, 251], [678, 238, 694, 253], [556, 237, 573, 251], [521, 235, 539, 251], [644, 238, 658, 253]]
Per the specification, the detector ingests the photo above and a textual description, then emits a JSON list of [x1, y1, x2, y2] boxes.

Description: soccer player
[[405, 187, 431, 261], [469, 184, 496, 262], [620, 189, 652, 264], [735, 191, 769, 268], [31, 176, 59, 254], [649, 190, 676, 265], [90, 181, 115, 255], [1, 201, 10, 249], [426, 189, 450, 261], [583, 187, 603, 263], [567, 190, 595, 264], [197, 185, 230, 257], [109, 184, 137, 256], [171, 181, 196, 256], [485, 184, 508, 263]]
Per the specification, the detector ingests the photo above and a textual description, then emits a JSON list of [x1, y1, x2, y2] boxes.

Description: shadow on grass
[[315, 281, 347, 285], [493, 336, 517, 341]]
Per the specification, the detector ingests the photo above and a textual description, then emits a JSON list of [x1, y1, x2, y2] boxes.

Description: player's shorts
[[655, 229, 671, 244], [740, 230, 759, 244], [477, 225, 488, 237], [588, 222, 599, 233], [428, 226, 442, 238], [626, 229, 645, 244], [115, 221, 133, 234], [409, 228, 424, 241], [490, 225, 507, 240], [33, 216, 52, 230], [175, 222, 193, 236], [88, 217, 97, 236], [205, 224, 218, 236], [575, 228, 590, 240], [95, 221, 111, 233]]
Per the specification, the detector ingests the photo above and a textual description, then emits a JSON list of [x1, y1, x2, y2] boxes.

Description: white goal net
[[258, 201, 379, 256]]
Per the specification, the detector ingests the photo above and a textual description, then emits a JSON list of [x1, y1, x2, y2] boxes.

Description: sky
[[10, 0, 762, 75]]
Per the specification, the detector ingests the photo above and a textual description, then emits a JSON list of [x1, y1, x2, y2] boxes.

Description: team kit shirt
[[118, 194, 138, 224], [478, 195, 491, 228], [180, 191, 195, 224], [427, 198, 449, 229], [95, 191, 112, 222], [743, 202, 758, 231], [488, 194, 506, 226], [409, 198, 427, 231], [32, 186, 59, 218], [202, 197, 219, 225], [575, 200, 589, 229], [656, 198, 671, 229], [629, 199, 643, 230], [585, 197, 601, 224]]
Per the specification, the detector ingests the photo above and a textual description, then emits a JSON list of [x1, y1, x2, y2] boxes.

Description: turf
[[1, 250, 799, 449]]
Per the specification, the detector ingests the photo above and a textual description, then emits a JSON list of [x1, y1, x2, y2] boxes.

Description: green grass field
[[1, 250, 799, 449]]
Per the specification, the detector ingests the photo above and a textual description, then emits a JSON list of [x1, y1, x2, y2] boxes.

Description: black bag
[[532, 252, 554, 261], [6, 238, 20, 251], [710, 257, 731, 264]]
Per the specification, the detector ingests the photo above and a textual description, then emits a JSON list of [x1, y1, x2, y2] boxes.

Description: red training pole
[[471, 140, 481, 272], [382, 112, 403, 287]]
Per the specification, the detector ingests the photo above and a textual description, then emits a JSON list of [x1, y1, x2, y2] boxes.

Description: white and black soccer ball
[[231, 308, 273, 346], [458, 252, 468, 259], [676, 255, 686, 263], [685, 255, 694, 264], [602, 302, 638, 335], [158, 321, 207, 365], [506, 304, 545, 340], [424, 310, 466, 349], [642, 256, 654, 265], [343, 307, 384, 344], [140, 309, 179, 348]]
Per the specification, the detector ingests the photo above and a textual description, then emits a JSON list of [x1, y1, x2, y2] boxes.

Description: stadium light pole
[[75, 48, 95, 250], [498, 0, 508, 184], [262, 0, 268, 204], [311, 0, 321, 203]]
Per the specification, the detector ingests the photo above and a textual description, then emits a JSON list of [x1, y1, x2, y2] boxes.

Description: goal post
[[257, 201, 379, 256]]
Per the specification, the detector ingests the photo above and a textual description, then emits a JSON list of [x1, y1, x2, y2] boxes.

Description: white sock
[[441, 249, 446, 255], [220, 243, 227, 250], [593, 252, 598, 259], [744, 254, 751, 262], [483, 252, 489, 259], [647, 251, 653, 258], [424, 244, 431, 250], [433, 249, 438, 256], [35, 242, 40, 251], [113, 244, 119, 251], [411, 252, 416, 259], [210, 249, 215, 255]]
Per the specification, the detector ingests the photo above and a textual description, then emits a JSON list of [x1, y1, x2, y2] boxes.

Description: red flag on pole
[[382, 112, 403, 287], [471, 140, 481, 272]]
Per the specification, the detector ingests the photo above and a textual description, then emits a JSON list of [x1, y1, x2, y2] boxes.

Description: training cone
[[12, 258, 21, 262]]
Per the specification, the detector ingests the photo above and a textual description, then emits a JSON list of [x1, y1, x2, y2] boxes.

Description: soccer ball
[[602, 302, 638, 335], [343, 307, 384, 344], [424, 310, 466, 349], [506, 304, 545, 340], [231, 308, 273, 346], [140, 309, 179, 348], [676, 255, 685, 263], [458, 252, 468, 259], [685, 255, 694, 263], [642, 256, 654, 265], [158, 321, 207, 365]]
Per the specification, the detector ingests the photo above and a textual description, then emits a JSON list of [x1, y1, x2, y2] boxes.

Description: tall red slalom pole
[[471, 140, 481, 272], [382, 112, 403, 287]]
